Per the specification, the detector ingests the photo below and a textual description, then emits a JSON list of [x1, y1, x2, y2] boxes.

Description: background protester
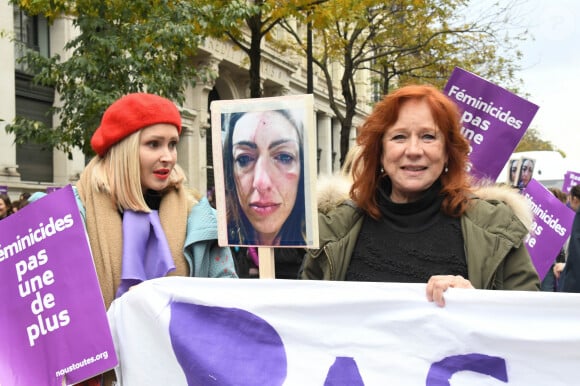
[[231, 247, 259, 278], [558, 208, 580, 293], [508, 159, 518, 186], [233, 246, 305, 279], [567, 184, 580, 210], [302, 84, 539, 306], [0, 193, 12, 220], [223, 109, 306, 246], [540, 187, 568, 291], [555, 185, 580, 291], [9, 199, 22, 214]]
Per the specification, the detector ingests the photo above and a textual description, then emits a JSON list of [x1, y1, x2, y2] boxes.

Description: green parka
[[302, 176, 540, 291]]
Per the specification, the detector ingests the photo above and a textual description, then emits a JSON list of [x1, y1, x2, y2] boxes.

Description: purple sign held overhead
[[0, 185, 117, 386], [562, 170, 580, 194], [521, 179, 575, 280], [444, 67, 539, 181]]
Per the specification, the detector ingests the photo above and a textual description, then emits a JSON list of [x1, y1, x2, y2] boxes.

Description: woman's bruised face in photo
[[232, 111, 301, 245]]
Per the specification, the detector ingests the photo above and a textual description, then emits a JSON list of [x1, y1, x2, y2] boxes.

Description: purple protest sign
[[562, 170, 580, 194], [521, 179, 575, 280], [444, 67, 539, 181], [0, 185, 117, 386]]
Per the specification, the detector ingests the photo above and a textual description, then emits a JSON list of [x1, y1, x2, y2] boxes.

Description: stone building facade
[[0, 1, 372, 200]]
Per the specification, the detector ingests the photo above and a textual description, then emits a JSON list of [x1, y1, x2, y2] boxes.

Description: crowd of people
[[2, 86, 579, 384], [0, 192, 30, 219]]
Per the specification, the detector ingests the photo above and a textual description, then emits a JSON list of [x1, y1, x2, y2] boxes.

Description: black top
[[346, 178, 468, 283], [144, 190, 162, 210]]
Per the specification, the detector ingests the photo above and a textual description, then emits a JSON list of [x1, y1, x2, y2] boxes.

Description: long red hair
[[351, 84, 473, 219]]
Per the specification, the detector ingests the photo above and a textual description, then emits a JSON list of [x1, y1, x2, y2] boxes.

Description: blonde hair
[[86, 130, 186, 212]]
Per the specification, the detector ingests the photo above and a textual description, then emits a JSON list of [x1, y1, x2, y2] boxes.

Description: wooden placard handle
[[258, 247, 276, 279]]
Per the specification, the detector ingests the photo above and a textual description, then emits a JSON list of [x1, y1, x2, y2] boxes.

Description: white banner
[[107, 277, 580, 385]]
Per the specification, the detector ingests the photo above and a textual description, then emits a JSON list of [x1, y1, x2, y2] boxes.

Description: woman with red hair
[[302, 84, 539, 306]]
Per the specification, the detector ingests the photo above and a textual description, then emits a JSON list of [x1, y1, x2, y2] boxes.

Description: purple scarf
[[117, 210, 175, 298]]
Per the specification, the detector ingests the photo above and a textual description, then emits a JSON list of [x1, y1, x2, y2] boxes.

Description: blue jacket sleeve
[[184, 197, 238, 278]]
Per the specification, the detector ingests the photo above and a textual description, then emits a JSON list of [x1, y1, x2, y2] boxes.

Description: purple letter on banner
[[169, 302, 287, 385], [426, 353, 508, 385], [522, 179, 575, 279], [324, 357, 365, 386], [444, 67, 539, 181]]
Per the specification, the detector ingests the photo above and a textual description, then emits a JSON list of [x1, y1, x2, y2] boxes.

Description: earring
[[380, 167, 384, 174], [444, 164, 449, 173]]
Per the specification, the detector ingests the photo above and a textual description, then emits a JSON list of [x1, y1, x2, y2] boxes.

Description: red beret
[[91, 93, 182, 156]]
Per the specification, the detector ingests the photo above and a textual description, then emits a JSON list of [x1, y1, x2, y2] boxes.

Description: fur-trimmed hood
[[316, 174, 533, 231], [316, 174, 353, 215]]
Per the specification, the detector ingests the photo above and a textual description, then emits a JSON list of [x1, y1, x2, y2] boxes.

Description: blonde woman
[[26, 95, 239, 304], [73, 93, 237, 386]]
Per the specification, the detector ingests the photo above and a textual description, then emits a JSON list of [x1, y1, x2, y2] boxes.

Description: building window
[[15, 72, 54, 183], [13, 6, 54, 183], [13, 7, 50, 71]]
